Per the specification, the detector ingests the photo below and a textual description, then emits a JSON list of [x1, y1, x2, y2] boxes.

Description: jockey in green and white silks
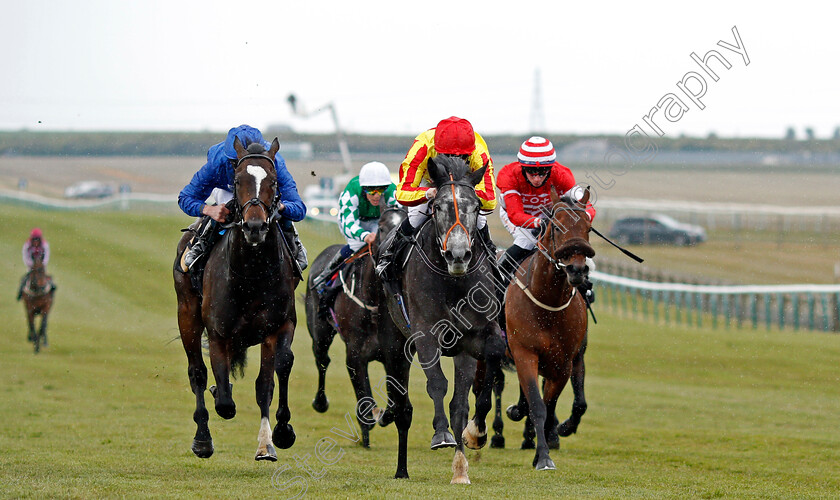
[[339, 173, 397, 252], [312, 161, 397, 290]]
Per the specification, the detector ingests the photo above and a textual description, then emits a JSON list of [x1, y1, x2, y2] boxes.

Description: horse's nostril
[[463, 250, 472, 262], [444, 250, 453, 261]]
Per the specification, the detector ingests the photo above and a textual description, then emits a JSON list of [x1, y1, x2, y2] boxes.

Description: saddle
[[22, 272, 55, 297], [316, 256, 372, 321]]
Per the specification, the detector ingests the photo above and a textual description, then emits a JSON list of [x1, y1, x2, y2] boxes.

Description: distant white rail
[[0, 188, 174, 209], [593, 271, 840, 332]]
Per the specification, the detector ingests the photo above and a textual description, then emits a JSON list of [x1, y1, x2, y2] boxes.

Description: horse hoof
[[547, 435, 560, 450], [273, 423, 296, 449], [215, 402, 236, 420], [378, 408, 395, 427], [430, 430, 456, 450], [558, 421, 578, 437], [255, 443, 278, 461], [535, 457, 556, 471], [506, 404, 524, 422], [490, 435, 505, 449], [394, 469, 409, 479], [521, 439, 535, 450], [462, 420, 487, 450], [191, 439, 214, 458], [311, 394, 329, 413]]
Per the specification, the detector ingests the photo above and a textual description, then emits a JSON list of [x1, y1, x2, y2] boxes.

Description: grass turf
[[0, 205, 838, 499]]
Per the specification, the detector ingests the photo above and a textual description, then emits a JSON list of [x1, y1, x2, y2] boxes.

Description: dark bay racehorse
[[173, 137, 299, 461], [505, 187, 594, 470], [383, 155, 506, 484], [22, 251, 55, 353], [304, 203, 413, 453]]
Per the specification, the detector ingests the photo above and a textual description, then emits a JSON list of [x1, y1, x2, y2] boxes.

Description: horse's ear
[[233, 137, 246, 157], [467, 164, 487, 187], [579, 185, 590, 206], [269, 137, 280, 158], [550, 185, 561, 205], [427, 156, 447, 185], [378, 190, 389, 210]]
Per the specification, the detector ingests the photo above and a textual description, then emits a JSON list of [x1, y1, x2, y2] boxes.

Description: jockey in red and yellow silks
[[377, 116, 497, 286], [396, 128, 497, 211]]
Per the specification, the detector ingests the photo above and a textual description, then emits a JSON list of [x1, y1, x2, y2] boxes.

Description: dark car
[[608, 214, 706, 246]]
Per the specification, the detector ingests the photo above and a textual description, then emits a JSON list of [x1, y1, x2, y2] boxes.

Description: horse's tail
[[230, 344, 249, 380]]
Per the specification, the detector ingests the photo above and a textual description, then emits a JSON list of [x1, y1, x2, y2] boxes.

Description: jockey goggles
[[363, 185, 388, 195], [522, 164, 552, 176]]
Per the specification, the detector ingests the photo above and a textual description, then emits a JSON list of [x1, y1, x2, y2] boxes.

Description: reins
[[533, 202, 590, 270], [514, 200, 590, 311]]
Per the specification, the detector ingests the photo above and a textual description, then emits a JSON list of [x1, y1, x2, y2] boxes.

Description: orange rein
[[344, 243, 373, 265], [440, 174, 470, 251]]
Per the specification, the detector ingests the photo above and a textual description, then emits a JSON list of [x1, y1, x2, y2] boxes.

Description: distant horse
[[304, 202, 412, 452], [173, 137, 299, 461], [22, 251, 55, 353], [505, 187, 594, 470], [383, 155, 506, 484]]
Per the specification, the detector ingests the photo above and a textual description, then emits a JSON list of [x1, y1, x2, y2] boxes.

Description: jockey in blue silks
[[178, 124, 308, 272]]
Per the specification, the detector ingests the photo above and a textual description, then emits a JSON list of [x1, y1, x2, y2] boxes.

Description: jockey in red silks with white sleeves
[[496, 136, 597, 302]]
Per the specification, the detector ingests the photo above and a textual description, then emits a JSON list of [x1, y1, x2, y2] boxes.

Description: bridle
[[433, 174, 480, 252], [231, 154, 279, 225], [533, 201, 592, 270]]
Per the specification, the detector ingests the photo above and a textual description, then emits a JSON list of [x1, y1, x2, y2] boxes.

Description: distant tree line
[[2, 129, 840, 157]]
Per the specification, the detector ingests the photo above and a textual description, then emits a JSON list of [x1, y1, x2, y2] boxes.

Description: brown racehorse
[[22, 251, 55, 353], [173, 137, 299, 461], [505, 187, 594, 470]]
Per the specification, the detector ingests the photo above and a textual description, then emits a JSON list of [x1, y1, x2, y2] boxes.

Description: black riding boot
[[184, 216, 218, 271], [375, 217, 414, 285], [495, 245, 532, 332], [282, 222, 308, 271], [17, 272, 30, 301], [478, 223, 497, 256], [311, 249, 346, 291]]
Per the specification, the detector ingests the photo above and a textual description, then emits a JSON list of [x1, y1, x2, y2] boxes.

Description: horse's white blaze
[[247, 165, 268, 195], [258, 416, 271, 447]]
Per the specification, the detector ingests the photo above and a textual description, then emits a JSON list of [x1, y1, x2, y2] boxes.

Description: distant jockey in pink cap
[[495, 136, 597, 304], [17, 228, 51, 301], [376, 116, 497, 284]]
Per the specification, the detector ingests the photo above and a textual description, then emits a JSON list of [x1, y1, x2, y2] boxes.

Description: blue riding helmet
[[223, 125, 266, 160]]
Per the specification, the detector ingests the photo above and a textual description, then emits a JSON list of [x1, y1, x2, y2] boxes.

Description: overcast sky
[[1, 1, 836, 139]]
